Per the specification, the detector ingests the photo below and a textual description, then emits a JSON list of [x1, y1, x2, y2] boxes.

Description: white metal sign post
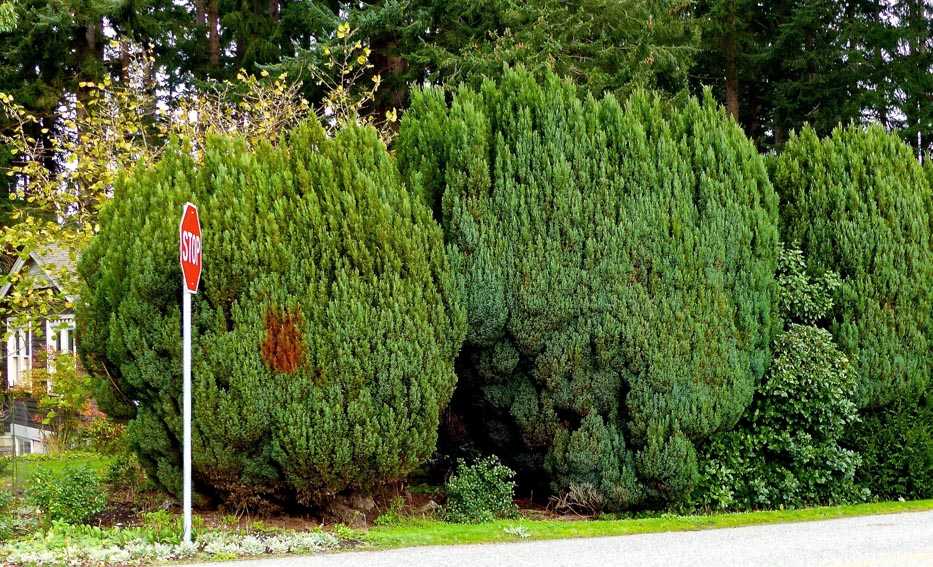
[[179, 203, 202, 546]]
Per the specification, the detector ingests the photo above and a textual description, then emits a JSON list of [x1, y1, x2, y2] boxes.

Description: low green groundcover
[[0, 522, 340, 566]]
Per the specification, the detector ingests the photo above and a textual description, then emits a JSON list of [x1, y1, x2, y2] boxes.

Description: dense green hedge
[[78, 120, 465, 508], [771, 126, 932, 408], [397, 68, 779, 509], [771, 126, 933, 499]]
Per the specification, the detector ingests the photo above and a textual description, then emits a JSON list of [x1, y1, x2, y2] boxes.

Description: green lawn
[[3, 451, 114, 492], [364, 499, 933, 549]]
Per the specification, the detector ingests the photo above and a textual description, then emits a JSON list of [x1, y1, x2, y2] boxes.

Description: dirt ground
[[95, 484, 585, 531]]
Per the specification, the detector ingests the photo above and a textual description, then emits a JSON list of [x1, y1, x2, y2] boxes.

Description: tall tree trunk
[[195, 0, 207, 25], [774, 125, 786, 148], [723, 8, 739, 121], [120, 41, 131, 83], [208, 0, 220, 69], [75, 17, 104, 113], [370, 37, 409, 114], [385, 46, 408, 110]]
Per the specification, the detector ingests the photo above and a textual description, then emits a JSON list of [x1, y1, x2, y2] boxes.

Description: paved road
[[187, 510, 933, 567]]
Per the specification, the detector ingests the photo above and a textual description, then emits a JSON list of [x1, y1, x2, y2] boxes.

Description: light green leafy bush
[[26, 465, 107, 525], [105, 452, 148, 492], [78, 118, 465, 509], [397, 67, 779, 510], [373, 495, 407, 527], [0, 488, 13, 542], [696, 325, 864, 510], [695, 247, 865, 510], [444, 456, 518, 523]]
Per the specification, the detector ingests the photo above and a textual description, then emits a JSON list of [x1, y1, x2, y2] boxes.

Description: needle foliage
[[397, 68, 779, 509], [78, 119, 465, 508]]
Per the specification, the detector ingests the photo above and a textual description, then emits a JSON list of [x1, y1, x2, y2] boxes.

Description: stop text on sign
[[179, 202, 202, 293], [180, 231, 201, 265]]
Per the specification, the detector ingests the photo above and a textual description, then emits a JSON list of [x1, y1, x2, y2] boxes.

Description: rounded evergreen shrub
[[78, 119, 465, 508], [852, 394, 933, 500], [771, 125, 933, 408], [397, 68, 779, 509]]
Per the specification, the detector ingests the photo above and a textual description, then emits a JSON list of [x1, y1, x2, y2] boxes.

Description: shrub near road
[[771, 126, 933, 498], [78, 119, 465, 509], [398, 68, 779, 510], [696, 247, 864, 511]]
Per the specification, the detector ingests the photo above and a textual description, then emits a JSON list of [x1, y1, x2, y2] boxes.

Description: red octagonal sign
[[179, 203, 202, 293]]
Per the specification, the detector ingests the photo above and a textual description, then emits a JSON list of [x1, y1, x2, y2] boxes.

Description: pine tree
[[276, 0, 700, 115], [78, 119, 465, 508], [397, 68, 779, 509]]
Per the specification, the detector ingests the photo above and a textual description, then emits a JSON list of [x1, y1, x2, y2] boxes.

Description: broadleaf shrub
[[0, 488, 12, 541], [105, 452, 148, 492], [27, 465, 107, 525], [444, 456, 517, 523], [770, 125, 933, 498], [695, 247, 864, 510], [398, 68, 779, 510], [78, 118, 465, 508], [695, 325, 864, 510]]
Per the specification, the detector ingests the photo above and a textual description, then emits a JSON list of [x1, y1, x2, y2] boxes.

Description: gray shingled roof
[[32, 243, 76, 274], [0, 243, 78, 300]]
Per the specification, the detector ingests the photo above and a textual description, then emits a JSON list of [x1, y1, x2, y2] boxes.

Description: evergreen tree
[[78, 119, 465, 508], [695, 0, 931, 154], [880, 0, 932, 156], [397, 68, 779, 509], [277, 0, 700, 115]]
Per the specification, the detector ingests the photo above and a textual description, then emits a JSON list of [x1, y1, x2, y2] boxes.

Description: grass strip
[[364, 499, 933, 549], [4, 450, 114, 490]]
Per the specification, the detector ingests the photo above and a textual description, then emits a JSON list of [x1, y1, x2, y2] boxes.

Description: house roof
[[0, 243, 78, 302]]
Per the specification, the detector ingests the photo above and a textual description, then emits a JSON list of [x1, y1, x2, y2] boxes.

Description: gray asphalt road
[[186, 510, 933, 567]]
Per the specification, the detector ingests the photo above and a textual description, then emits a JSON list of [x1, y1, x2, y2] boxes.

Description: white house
[[1, 245, 77, 455]]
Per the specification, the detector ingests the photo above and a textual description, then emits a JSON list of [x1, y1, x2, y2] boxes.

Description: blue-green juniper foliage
[[397, 68, 779, 510], [78, 119, 465, 508]]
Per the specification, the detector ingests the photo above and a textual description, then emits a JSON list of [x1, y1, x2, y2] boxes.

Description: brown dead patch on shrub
[[261, 307, 306, 374]]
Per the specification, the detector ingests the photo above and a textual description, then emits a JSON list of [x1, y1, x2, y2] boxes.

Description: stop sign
[[179, 203, 202, 293]]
